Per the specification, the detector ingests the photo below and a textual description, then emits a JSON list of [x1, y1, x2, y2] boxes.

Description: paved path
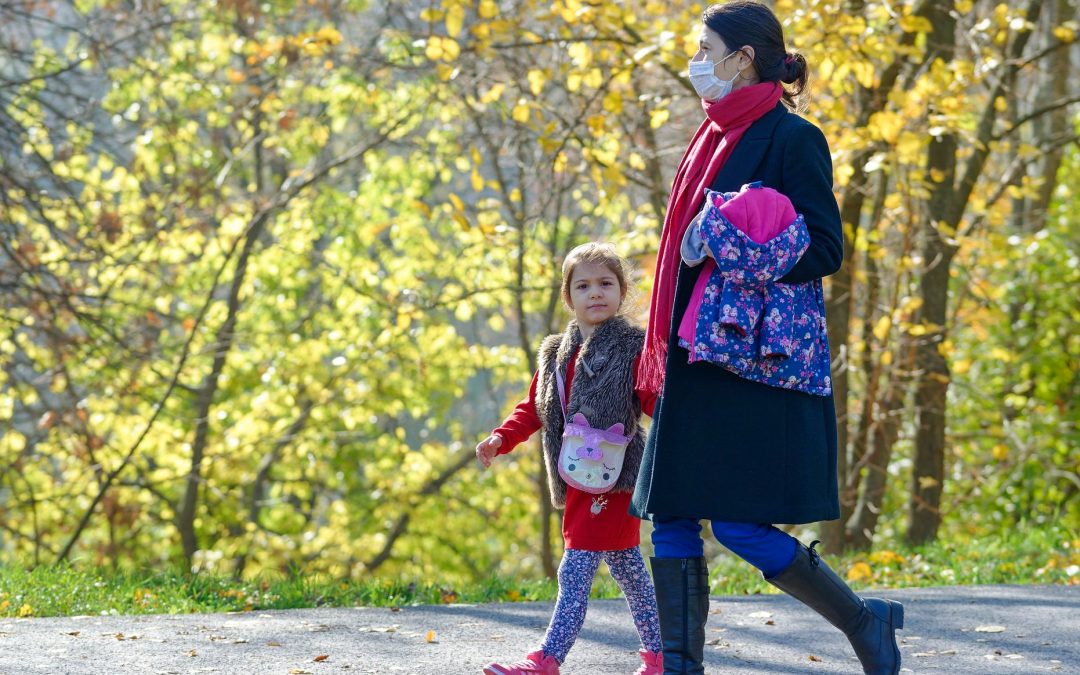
[[0, 585, 1075, 674]]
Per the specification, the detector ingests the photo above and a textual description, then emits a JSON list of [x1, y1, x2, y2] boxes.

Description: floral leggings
[[540, 547, 662, 663]]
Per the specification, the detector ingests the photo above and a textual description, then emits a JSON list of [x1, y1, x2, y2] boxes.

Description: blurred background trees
[[1, 0, 1076, 582]]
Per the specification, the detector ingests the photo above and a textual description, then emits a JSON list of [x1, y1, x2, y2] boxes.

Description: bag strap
[[555, 368, 567, 417]]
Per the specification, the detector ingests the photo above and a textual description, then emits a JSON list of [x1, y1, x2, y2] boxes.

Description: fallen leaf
[[765, 620, 776, 626], [808, 655, 822, 662], [425, 630, 438, 644], [267, 641, 283, 647], [975, 625, 1006, 633], [313, 654, 329, 662], [232, 639, 248, 644], [289, 670, 313, 675], [66, 631, 80, 636], [187, 649, 197, 657]]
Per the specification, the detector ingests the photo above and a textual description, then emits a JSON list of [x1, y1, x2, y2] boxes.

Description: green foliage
[[0, 0, 1077, 586]]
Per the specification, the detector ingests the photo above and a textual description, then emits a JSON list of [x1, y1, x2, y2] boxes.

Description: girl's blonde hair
[[560, 242, 631, 309]]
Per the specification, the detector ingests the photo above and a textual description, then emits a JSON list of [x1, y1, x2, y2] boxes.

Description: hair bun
[[782, 52, 806, 84]]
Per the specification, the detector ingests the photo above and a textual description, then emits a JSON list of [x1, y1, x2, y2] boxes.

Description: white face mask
[[688, 52, 740, 101]]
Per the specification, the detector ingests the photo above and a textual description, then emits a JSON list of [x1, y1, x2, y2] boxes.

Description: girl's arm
[[490, 369, 543, 454]]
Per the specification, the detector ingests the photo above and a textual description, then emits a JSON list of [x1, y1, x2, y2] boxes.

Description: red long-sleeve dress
[[493, 349, 656, 551]]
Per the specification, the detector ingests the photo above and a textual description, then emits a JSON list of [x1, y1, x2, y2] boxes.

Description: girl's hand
[[475, 434, 502, 468]]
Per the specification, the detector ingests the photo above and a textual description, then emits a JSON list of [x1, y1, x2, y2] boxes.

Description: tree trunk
[[819, 185, 859, 551], [848, 376, 906, 549], [907, 0, 957, 546], [1029, 0, 1072, 233], [847, 183, 914, 550], [820, 0, 925, 551], [177, 219, 265, 563], [907, 0, 1044, 545], [909, 238, 954, 544]]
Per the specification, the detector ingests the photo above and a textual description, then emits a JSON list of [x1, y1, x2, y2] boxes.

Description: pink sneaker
[[633, 649, 663, 675], [482, 649, 560, 675]]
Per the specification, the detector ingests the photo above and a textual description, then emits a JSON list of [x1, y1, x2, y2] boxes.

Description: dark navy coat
[[630, 102, 844, 525]]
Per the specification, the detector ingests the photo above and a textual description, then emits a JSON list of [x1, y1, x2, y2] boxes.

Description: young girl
[[476, 243, 663, 675]]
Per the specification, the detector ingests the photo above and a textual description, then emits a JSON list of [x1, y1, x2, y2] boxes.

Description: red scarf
[[637, 82, 783, 395]]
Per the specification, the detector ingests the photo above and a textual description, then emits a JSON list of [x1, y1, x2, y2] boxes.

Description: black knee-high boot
[[650, 557, 708, 675], [766, 541, 904, 675]]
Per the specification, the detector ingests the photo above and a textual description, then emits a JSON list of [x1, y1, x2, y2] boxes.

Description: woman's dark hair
[[702, 1, 809, 110]]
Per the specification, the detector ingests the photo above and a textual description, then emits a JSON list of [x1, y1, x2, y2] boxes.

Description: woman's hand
[[475, 434, 503, 468]]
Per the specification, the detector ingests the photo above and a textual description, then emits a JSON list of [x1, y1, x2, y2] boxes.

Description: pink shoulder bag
[[554, 368, 633, 494]]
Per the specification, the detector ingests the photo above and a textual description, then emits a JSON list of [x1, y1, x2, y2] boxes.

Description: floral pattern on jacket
[[678, 185, 833, 396]]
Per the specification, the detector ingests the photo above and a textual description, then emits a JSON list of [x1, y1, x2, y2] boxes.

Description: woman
[[631, 2, 903, 674]]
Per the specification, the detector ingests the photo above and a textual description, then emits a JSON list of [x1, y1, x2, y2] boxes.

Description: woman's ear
[[739, 45, 755, 69]]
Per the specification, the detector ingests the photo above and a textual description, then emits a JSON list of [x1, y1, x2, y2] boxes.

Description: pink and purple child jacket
[[677, 182, 833, 396]]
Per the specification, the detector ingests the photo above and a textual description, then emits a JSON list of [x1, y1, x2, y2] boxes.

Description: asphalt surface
[[0, 585, 1075, 674]]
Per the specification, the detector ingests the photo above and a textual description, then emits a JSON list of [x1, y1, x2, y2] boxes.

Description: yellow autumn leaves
[[419, 1, 498, 62], [425, 36, 461, 62], [846, 550, 907, 583], [0, 596, 34, 617]]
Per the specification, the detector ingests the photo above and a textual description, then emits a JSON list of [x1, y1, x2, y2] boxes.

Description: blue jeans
[[651, 516, 797, 578]]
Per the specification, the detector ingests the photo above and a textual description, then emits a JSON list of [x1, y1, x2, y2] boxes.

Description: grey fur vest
[[536, 316, 646, 509]]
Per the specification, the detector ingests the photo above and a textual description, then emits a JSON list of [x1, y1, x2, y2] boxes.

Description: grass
[[0, 525, 1074, 619], [705, 522, 1078, 596], [0, 566, 579, 619]]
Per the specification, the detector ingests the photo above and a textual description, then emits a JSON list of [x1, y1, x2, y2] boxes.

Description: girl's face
[[567, 262, 624, 330]]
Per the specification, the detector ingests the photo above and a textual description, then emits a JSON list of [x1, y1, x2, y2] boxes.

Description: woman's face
[[692, 25, 755, 85]]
